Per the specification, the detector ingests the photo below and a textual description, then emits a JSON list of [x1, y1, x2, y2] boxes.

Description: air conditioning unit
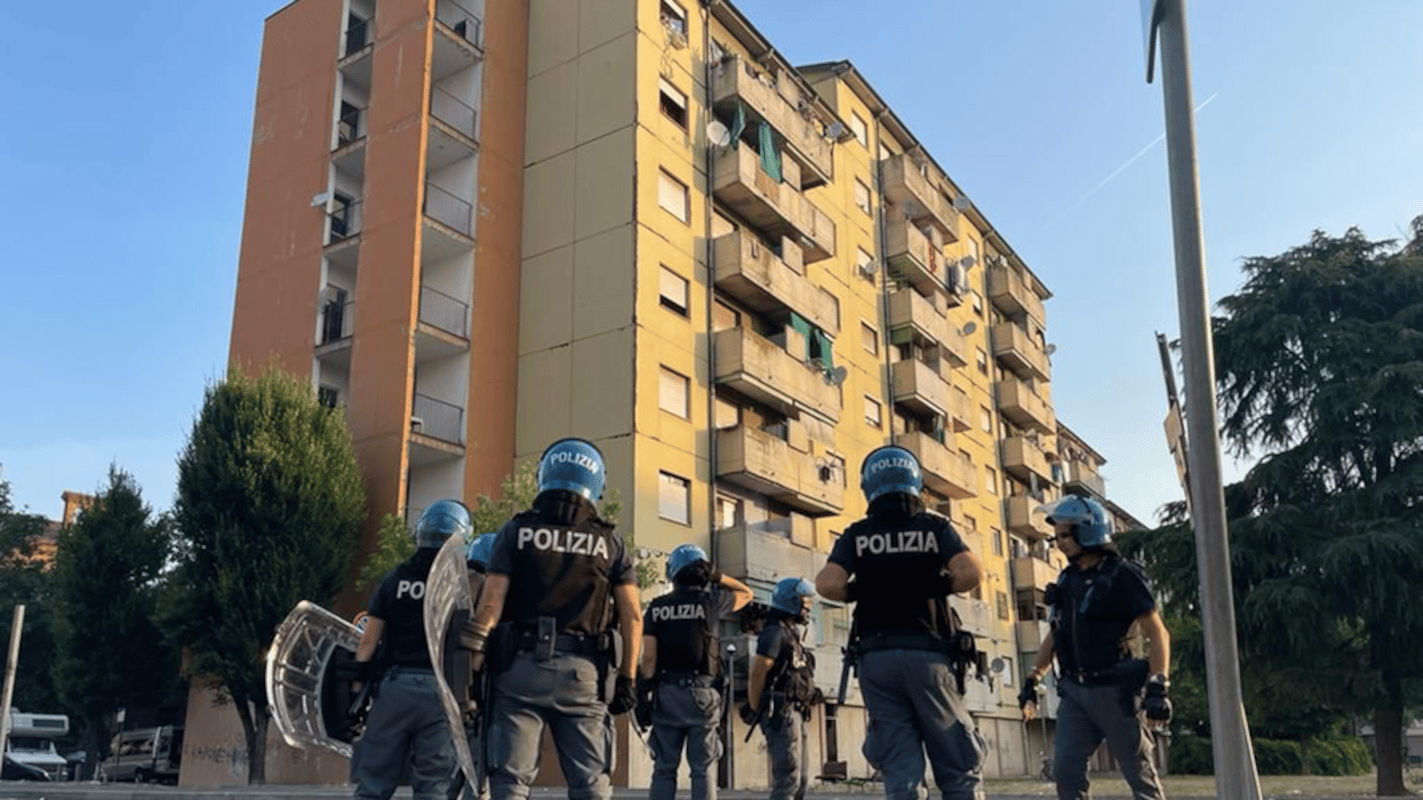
[[667, 29, 687, 49], [946, 264, 966, 295]]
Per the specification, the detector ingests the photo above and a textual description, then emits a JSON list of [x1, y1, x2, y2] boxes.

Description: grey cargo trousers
[[1053, 677, 1165, 800], [648, 676, 723, 800], [352, 669, 455, 800]]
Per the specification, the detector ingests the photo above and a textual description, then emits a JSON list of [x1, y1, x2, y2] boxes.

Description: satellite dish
[[990, 657, 1005, 674], [707, 120, 731, 147], [952, 194, 972, 212], [957, 255, 976, 270], [1045, 344, 1058, 356], [828, 366, 848, 387], [961, 321, 977, 337], [825, 121, 848, 141], [857, 260, 879, 279]]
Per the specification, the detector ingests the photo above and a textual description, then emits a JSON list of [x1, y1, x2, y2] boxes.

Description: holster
[[598, 629, 622, 704], [487, 622, 516, 674]]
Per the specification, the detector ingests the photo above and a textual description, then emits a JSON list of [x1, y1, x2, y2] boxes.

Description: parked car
[[2, 754, 51, 781], [101, 726, 183, 784]]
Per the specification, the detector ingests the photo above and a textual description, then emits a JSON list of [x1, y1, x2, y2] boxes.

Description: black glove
[[1018, 674, 1040, 711], [739, 702, 759, 726], [608, 675, 637, 715], [708, 564, 723, 585], [634, 678, 655, 728], [1143, 678, 1172, 722], [844, 581, 860, 603]]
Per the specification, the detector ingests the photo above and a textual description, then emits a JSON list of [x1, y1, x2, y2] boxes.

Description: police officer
[[640, 544, 753, 800], [815, 445, 987, 800], [1020, 495, 1171, 800], [739, 577, 818, 800], [449, 532, 500, 800], [351, 500, 469, 800], [463, 438, 642, 800]]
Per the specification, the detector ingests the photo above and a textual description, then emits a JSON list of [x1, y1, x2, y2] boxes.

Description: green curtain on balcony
[[758, 121, 782, 184]]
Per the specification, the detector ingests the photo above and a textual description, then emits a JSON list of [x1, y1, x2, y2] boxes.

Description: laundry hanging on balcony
[[758, 121, 782, 184], [730, 103, 747, 149]]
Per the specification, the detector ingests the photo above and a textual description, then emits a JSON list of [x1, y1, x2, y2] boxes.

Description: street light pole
[[1147, 1, 1263, 798]]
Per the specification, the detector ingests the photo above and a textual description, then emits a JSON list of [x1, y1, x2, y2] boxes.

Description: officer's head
[[1040, 495, 1112, 551], [771, 577, 816, 623], [860, 445, 923, 503], [666, 543, 709, 585], [414, 499, 471, 549], [465, 531, 498, 571], [537, 438, 606, 502]]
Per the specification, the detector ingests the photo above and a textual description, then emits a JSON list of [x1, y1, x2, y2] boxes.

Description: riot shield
[[265, 601, 362, 758], [424, 534, 478, 789]]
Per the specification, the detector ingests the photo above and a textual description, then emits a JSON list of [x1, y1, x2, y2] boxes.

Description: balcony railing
[[419, 285, 469, 338], [1002, 435, 1055, 486], [328, 200, 362, 244], [1064, 461, 1107, 499], [891, 357, 951, 420], [715, 425, 844, 517], [988, 263, 1046, 324], [991, 322, 1051, 383], [1004, 493, 1049, 540], [712, 231, 837, 335], [711, 145, 834, 263], [710, 55, 833, 186], [997, 374, 1055, 435], [411, 393, 464, 445], [431, 86, 478, 140], [880, 152, 960, 242], [424, 183, 472, 236], [713, 327, 841, 423], [343, 18, 372, 58], [319, 300, 353, 344], [336, 107, 364, 148], [899, 430, 976, 500], [435, 0, 482, 46], [1012, 555, 1057, 592]]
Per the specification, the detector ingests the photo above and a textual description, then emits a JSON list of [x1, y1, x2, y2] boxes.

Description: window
[[659, 366, 689, 418], [659, 265, 689, 315], [864, 396, 882, 428], [980, 405, 992, 434], [658, 170, 689, 223], [963, 514, 976, 533], [976, 348, 989, 376], [856, 247, 875, 282], [849, 112, 867, 146], [854, 178, 871, 214], [659, 78, 687, 129], [659, 472, 690, 524], [659, 0, 686, 35], [992, 528, 1004, 556], [985, 466, 997, 496], [971, 291, 984, 318], [318, 386, 339, 409], [1002, 656, 1015, 686], [716, 493, 741, 530], [997, 591, 1011, 621], [860, 320, 879, 355]]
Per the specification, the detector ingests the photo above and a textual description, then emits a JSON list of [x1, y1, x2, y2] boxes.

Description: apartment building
[[215, 0, 1144, 787]]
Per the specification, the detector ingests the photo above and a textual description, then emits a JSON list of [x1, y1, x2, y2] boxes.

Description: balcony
[[950, 384, 972, 433], [711, 55, 833, 188], [336, 106, 365, 150], [1012, 555, 1057, 593], [899, 431, 975, 500], [342, 17, 372, 60], [338, 19, 373, 93], [327, 200, 363, 246], [988, 263, 1046, 325], [880, 152, 960, 242], [1004, 494, 1049, 540], [423, 183, 473, 238], [429, 87, 479, 171], [887, 288, 968, 368], [713, 232, 838, 336], [715, 425, 843, 517], [713, 327, 841, 423], [962, 675, 998, 714], [409, 393, 465, 465], [949, 595, 991, 637], [1063, 461, 1107, 499], [891, 358, 951, 419], [1015, 620, 1051, 654], [884, 214, 943, 296], [996, 375, 1054, 435], [415, 286, 471, 363], [990, 322, 1051, 383], [433, 0, 484, 81], [715, 517, 819, 584], [1002, 436, 1055, 486], [712, 145, 835, 262]]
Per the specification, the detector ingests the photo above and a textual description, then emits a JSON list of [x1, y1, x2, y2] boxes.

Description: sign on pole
[[1142, 0, 1164, 83]]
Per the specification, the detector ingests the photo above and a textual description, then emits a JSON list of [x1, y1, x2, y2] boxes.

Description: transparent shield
[[424, 534, 477, 788], [265, 601, 361, 758]]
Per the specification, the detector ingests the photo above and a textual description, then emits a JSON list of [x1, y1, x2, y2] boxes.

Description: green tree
[[164, 366, 366, 784], [0, 470, 60, 714], [1123, 219, 1423, 795], [50, 466, 176, 780]]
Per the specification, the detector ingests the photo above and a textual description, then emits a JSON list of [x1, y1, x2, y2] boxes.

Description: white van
[[4, 710, 70, 781], [102, 725, 183, 784]]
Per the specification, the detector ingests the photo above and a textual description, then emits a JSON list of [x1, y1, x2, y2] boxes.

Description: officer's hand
[[1018, 674, 1040, 712], [1143, 679, 1172, 722], [608, 675, 638, 715], [739, 702, 758, 726]]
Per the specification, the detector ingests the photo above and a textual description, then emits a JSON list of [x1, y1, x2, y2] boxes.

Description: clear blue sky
[[1, 1, 1419, 525]]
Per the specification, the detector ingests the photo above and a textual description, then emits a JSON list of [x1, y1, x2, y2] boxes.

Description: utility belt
[[501, 617, 623, 704], [856, 630, 974, 659], [1063, 658, 1149, 689], [385, 664, 436, 677], [656, 670, 719, 689], [513, 627, 607, 659]]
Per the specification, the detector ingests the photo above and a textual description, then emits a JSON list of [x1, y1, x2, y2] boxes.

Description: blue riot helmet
[[1039, 495, 1112, 547], [771, 577, 816, 622], [537, 438, 606, 502], [860, 445, 923, 503], [666, 543, 709, 582], [465, 531, 499, 570], [415, 499, 471, 549]]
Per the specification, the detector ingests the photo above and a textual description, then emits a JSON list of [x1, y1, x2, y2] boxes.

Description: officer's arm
[[814, 562, 851, 602], [471, 573, 509, 637], [640, 635, 657, 680], [612, 583, 643, 679], [945, 550, 983, 594], [1136, 610, 1171, 678], [352, 616, 385, 691], [1027, 628, 1055, 681], [719, 572, 755, 611], [747, 654, 776, 709]]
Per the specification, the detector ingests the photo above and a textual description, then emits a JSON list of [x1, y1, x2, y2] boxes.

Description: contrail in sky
[[1046, 92, 1219, 227]]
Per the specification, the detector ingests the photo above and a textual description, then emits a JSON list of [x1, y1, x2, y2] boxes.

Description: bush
[[1167, 734, 1371, 776]]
